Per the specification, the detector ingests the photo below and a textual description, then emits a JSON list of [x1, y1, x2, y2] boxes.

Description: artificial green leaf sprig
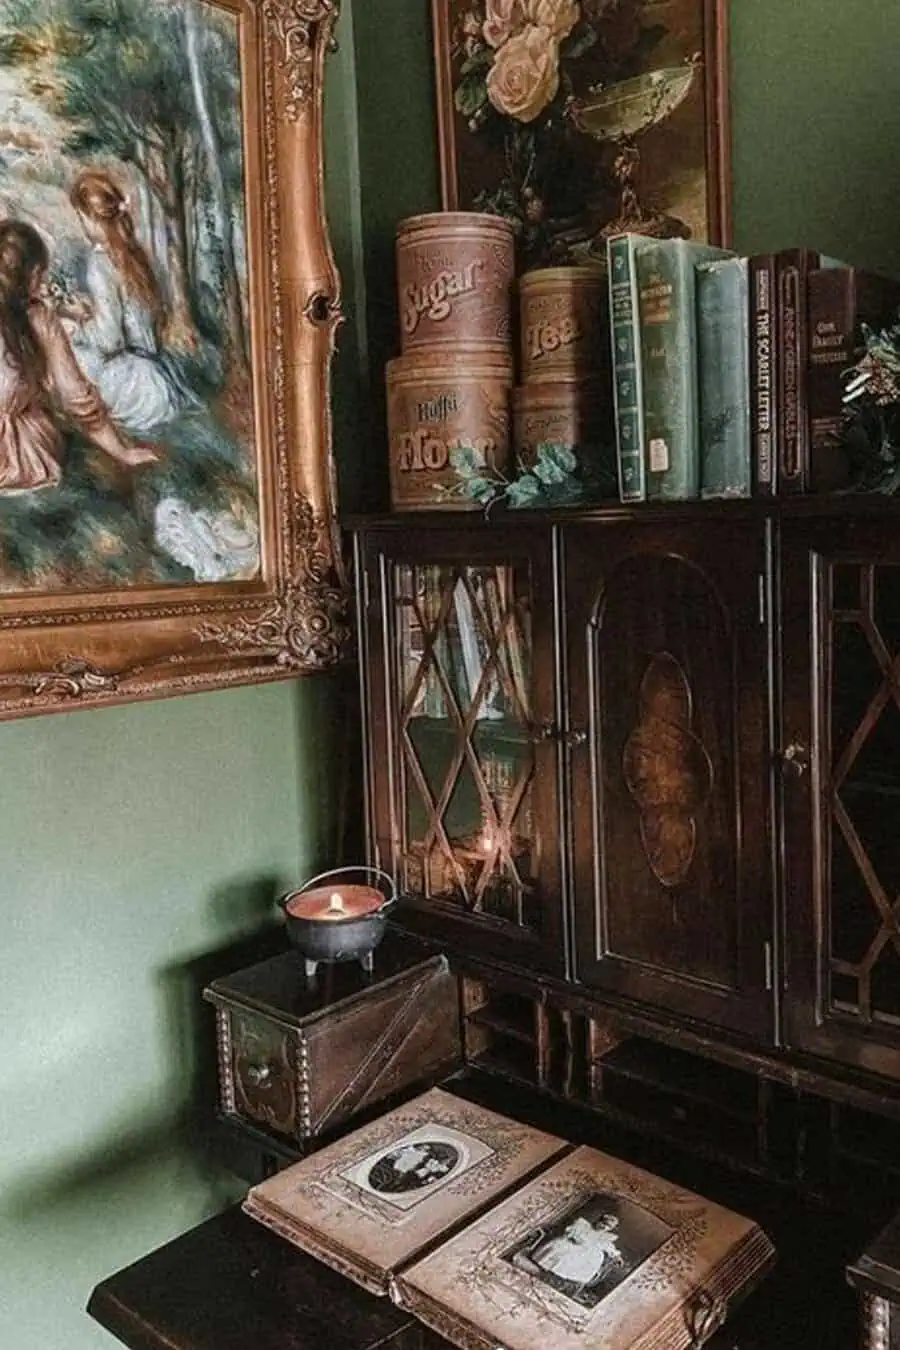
[[445, 442, 615, 512], [840, 319, 900, 494]]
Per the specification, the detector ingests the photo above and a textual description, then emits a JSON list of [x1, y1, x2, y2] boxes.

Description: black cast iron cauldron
[[278, 867, 397, 978]]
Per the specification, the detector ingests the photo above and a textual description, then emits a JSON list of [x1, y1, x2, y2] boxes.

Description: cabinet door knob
[[244, 1063, 272, 1088], [528, 722, 588, 747], [782, 742, 810, 778]]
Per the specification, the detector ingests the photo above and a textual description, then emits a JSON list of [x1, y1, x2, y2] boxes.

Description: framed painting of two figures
[[0, 0, 350, 720]]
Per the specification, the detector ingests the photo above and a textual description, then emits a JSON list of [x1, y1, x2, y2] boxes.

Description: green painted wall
[[5, 3, 900, 1348], [0, 15, 365, 1349]]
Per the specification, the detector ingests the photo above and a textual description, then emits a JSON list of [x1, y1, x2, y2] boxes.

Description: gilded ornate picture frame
[[0, 0, 349, 720], [431, 0, 731, 269]]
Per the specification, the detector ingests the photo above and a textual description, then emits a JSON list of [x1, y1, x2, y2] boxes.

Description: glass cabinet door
[[360, 530, 564, 973], [397, 562, 536, 926], [783, 521, 900, 1078]]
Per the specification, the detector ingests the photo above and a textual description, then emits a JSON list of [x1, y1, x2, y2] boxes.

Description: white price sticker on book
[[649, 438, 669, 472]]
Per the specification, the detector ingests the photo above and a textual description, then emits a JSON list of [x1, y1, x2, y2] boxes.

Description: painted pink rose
[[525, 0, 579, 42], [483, 0, 526, 49], [486, 25, 560, 123]]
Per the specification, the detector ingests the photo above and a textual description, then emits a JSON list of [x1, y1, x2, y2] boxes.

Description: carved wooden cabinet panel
[[782, 519, 900, 1078], [356, 524, 567, 974], [564, 519, 774, 1038]]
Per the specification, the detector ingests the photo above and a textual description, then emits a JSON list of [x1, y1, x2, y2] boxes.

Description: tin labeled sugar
[[396, 212, 515, 358], [386, 352, 512, 511]]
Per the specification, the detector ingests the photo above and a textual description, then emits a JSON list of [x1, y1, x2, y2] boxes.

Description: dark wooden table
[[87, 1204, 434, 1350], [88, 1073, 877, 1350]]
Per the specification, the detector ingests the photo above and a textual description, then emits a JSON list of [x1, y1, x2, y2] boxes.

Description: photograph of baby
[[339, 1121, 494, 1214], [505, 1190, 674, 1310]]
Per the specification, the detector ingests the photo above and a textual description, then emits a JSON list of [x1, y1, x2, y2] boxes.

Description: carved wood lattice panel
[[393, 562, 538, 928], [828, 562, 900, 1024]]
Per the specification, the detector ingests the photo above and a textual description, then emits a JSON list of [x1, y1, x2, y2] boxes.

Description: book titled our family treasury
[[243, 1088, 775, 1349]]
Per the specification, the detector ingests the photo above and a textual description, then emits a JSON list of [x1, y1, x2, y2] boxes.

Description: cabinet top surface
[[342, 494, 900, 532], [203, 929, 445, 1025]]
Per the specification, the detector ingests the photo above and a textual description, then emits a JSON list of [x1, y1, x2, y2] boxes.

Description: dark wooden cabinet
[[565, 517, 774, 1038], [350, 500, 900, 1088]]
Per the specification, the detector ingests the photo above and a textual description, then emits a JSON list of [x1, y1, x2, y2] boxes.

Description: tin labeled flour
[[386, 352, 512, 511], [396, 212, 515, 358]]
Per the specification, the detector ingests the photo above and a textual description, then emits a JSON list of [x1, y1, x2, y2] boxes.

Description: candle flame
[[328, 891, 345, 912]]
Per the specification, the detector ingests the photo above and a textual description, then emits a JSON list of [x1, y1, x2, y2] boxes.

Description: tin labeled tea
[[396, 212, 515, 358], [387, 352, 512, 511], [513, 379, 613, 479], [519, 265, 608, 383]]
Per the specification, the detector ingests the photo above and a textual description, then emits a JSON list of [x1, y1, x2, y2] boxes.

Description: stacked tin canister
[[514, 265, 612, 471], [386, 211, 515, 511], [386, 211, 613, 510]]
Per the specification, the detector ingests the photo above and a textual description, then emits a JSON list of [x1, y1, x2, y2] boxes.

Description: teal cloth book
[[696, 256, 751, 498], [636, 238, 734, 500], [607, 233, 647, 501]]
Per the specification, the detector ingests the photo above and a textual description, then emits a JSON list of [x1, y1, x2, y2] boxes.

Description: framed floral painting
[[431, 0, 731, 269], [0, 0, 350, 720]]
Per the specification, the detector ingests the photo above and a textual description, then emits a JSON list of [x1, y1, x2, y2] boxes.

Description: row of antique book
[[243, 1086, 775, 1350], [608, 233, 900, 502]]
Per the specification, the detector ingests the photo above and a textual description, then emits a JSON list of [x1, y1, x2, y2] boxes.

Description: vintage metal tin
[[396, 211, 515, 357], [512, 378, 613, 472], [386, 351, 513, 511], [518, 264, 608, 383]]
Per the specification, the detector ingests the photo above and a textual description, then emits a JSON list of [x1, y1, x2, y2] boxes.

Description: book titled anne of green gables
[[635, 238, 734, 500]]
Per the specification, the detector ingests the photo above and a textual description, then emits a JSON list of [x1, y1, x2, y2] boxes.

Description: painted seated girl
[[66, 167, 197, 435], [64, 168, 258, 582], [0, 219, 157, 494]]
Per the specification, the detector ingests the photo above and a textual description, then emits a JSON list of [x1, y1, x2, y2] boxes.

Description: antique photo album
[[242, 1087, 567, 1294], [243, 1088, 775, 1348], [391, 1144, 776, 1350]]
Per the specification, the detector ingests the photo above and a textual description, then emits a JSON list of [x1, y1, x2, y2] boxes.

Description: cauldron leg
[[304, 957, 319, 980], [360, 951, 375, 975]]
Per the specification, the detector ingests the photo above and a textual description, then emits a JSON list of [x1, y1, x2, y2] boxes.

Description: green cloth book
[[636, 238, 734, 500], [696, 256, 751, 498], [607, 233, 648, 501]]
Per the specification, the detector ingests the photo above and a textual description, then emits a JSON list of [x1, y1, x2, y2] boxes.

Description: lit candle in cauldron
[[284, 883, 384, 922]]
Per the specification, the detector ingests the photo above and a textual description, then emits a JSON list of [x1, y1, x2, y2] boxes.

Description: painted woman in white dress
[[67, 168, 196, 434], [65, 169, 258, 583]]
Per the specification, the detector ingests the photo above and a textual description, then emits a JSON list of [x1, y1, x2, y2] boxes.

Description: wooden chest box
[[203, 931, 462, 1148]]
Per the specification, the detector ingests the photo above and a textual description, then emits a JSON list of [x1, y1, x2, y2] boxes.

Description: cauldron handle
[[291, 866, 398, 910]]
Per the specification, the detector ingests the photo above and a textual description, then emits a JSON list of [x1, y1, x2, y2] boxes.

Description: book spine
[[607, 234, 646, 501], [696, 258, 751, 498], [775, 249, 817, 495], [749, 254, 776, 495], [806, 267, 854, 491], [636, 239, 699, 500]]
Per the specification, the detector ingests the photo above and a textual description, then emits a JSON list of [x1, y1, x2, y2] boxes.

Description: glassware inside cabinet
[[394, 561, 539, 928]]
